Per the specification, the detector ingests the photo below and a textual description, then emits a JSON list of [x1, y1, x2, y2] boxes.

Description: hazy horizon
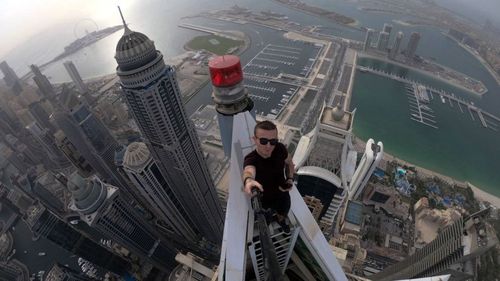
[[1, 0, 500, 63]]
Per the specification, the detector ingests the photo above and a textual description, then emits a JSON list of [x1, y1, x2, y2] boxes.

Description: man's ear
[[251, 136, 256, 144]]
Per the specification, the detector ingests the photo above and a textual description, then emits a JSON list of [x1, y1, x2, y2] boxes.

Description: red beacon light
[[208, 55, 243, 87]]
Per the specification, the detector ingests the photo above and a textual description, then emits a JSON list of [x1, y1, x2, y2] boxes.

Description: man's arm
[[282, 153, 295, 191], [243, 165, 263, 195], [284, 153, 295, 180]]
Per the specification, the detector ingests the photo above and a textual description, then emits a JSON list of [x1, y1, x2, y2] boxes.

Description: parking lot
[[242, 41, 323, 118]]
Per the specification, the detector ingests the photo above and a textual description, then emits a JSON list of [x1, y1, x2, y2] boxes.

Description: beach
[[354, 138, 500, 208]]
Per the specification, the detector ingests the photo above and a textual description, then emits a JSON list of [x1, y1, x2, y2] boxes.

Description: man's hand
[[279, 178, 293, 192], [244, 178, 263, 196]]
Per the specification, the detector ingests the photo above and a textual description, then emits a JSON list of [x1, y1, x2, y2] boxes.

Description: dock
[[476, 110, 488, 128], [358, 65, 500, 131], [457, 101, 464, 113], [405, 84, 438, 129]]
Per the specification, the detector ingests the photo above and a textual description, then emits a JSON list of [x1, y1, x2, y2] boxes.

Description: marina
[[242, 42, 323, 118], [405, 84, 438, 129], [358, 65, 500, 132]]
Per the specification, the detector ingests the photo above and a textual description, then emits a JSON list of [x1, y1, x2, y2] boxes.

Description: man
[[243, 120, 295, 233]]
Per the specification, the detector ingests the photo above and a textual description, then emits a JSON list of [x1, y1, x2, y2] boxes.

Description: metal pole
[[251, 188, 284, 281]]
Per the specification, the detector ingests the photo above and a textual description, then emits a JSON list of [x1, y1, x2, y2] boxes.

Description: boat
[[38, 252, 46, 256], [440, 95, 446, 104], [419, 105, 431, 111], [359, 66, 369, 73], [411, 113, 421, 119]]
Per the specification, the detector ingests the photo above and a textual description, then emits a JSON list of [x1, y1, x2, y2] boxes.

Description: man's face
[[253, 128, 278, 158]]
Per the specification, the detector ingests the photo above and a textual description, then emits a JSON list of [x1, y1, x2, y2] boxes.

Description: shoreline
[[354, 138, 500, 208], [271, 0, 361, 31], [357, 52, 486, 97], [442, 32, 500, 86]]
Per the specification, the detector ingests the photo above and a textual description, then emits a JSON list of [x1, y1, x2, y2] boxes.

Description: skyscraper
[[406, 32, 421, 60], [69, 103, 120, 174], [52, 93, 130, 189], [0, 61, 22, 95], [371, 209, 497, 281], [363, 29, 375, 51], [45, 263, 97, 281], [348, 139, 383, 200], [208, 55, 347, 281], [114, 9, 223, 243], [23, 202, 131, 275], [67, 172, 177, 272], [389, 31, 404, 60], [28, 101, 57, 134], [26, 122, 71, 170], [383, 23, 393, 37], [30, 64, 56, 101], [377, 31, 390, 52], [54, 130, 94, 177], [64, 61, 89, 94], [122, 142, 199, 242]]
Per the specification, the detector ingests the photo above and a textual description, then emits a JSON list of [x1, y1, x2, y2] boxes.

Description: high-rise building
[[67, 172, 177, 272], [63, 61, 89, 94], [2, 127, 51, 170], [383, 23, 393, 37], [23, 202, 131, 275], [363, 29, 375, 51], [28, 101, 57, 134], [30, 64, 56, 101], [69, 103, 120, 174], [54, 130, 94, 177], [0, 104, 22, 134], [52, 97, 129, 189], [348, 139, 383, 200], [371, 209, 497, 281], [377, 31, 390, 52], [0, 142, 27, 172], [115, 10, 223, 243], [406, 32, 421, 60], [208, 55, 347, 281], [0, 61, 22, 95], [122, 142, 199, 242], [292, 103, 358, 236], [45, 263, 97, 281], [0, 109, 17, 137], [0, 259, 29, 281], [10, 169, 70, 218], [26, 122, 71, 170], [389, 31, 404, 60]]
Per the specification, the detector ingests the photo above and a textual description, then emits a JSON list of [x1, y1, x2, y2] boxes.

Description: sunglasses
[[258, 138, 278, 146]]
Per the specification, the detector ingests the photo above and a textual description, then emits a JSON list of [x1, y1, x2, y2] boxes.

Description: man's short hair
[[254, 120, 277, 136]]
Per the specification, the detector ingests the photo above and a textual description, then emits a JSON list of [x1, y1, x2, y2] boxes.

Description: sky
[[0, 0, 134, 58], [0, 0, 499, 60]]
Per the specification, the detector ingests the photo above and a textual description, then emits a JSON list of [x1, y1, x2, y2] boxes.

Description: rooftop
[[123, 142, 151, 170], [320, 105, 353, 131], [345, 200, 364, 226]]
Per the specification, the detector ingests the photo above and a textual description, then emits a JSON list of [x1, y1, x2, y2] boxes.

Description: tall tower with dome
[[114, 8, 223, 245]]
